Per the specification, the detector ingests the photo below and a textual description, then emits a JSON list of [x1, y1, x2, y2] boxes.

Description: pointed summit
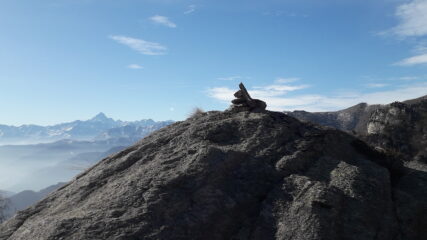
[[91, 112, 109, 121]]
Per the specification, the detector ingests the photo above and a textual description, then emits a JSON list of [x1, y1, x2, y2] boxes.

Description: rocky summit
[[1, 89, 426, 239]]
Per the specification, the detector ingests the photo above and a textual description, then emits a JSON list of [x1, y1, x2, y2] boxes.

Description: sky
[[1, 0, 427, 125]]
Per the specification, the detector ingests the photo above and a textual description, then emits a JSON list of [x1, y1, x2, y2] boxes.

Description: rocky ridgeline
[[1, 84, 426, 240], [286, 97, 427, 163]]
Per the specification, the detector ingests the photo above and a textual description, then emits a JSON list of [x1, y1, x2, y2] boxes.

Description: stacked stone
[[230, 83, 267, 112]]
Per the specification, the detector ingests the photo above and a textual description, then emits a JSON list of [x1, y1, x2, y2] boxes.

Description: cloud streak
[[388, 0, 427, 66], [149, 15, 177, 28], [127, 64, 143, 69], [392, 0, 427, 37], [365, 83, 388, 88], [395, 53, 427, 66], [217, 76, 243, 81], [110, 35, 167, 55], [184, 5, 196, 14], [276, 77, 300, 83]]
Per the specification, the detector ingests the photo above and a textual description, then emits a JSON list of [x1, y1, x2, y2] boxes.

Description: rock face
[[287, 96, 427, 240], [286, 97, 427, 163], [285, 103, 381, 134], [1, 108, 418, 240]]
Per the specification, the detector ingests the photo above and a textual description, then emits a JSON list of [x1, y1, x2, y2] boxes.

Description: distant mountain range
[[0, 113, 173, 192], [0, 112, 173, 145]]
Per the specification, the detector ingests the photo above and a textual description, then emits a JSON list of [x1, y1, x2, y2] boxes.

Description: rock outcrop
[[286, 97, 427, 163], [287, 96, 427, 240], [285, 103, 381, 134]]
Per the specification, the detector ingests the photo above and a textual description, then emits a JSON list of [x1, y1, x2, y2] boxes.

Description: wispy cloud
[[208, 87, 235, 101], [387, 0, 427, 66], [365, 83, 388, 88], [391, 0, 427, 37], [184, 5, 196, 14], [149, 15, 177, 28], [217, 76, 243, 81], [399, 76, 420, 81], [207, 82, 427, 112], [109, 35, 167, 55], [276, 77, 300, 83], [395, 53, 427, 66], [127, 64, 143, 69], [255, 84, 309, 93]]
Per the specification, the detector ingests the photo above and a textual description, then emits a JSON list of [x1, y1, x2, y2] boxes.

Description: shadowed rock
[[287, 96, 427, 240]]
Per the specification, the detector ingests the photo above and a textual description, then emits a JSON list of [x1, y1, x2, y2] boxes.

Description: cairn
[[230, 83, 267, 112]]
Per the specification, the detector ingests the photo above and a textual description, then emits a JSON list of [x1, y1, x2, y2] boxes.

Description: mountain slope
[[286, 95, 427, 162], [1, 109, 420, 240], [285, 103, 381, 134], [286, 95, 427, 239]]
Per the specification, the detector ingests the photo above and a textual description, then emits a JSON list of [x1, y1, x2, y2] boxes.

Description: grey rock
[[286, 96, 427, 162], [285, 103, 381, 134], [0, 110, 415, 240], [287, 95, 427, 240]]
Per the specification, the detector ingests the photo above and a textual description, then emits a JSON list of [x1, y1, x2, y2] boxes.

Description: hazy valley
[[0, 113, 172, 218]]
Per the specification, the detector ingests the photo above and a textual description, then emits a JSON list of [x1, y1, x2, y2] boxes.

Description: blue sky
[[1, 0, 427, 125]]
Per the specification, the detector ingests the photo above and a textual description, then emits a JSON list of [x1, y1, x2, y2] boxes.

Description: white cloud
[[184, 5, 196, 14], [149, 15, 177, 28], [109, 35, 167, 55], [256, 84, 309, 92], [392, 0, 427, 37], [207, 82, 427, 112], [217, 76, 242, 81], [394, 53, 427, 66], [399, 76, 419, 81], [276, 77, 300, 83], [365, 83, 388, 88], [127, 64, 143, 69], [208, 87, 235, 101], [387, 0, 427, 66]]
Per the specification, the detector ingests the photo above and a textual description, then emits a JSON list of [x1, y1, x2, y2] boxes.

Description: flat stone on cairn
[[230, 83, 267, 112]]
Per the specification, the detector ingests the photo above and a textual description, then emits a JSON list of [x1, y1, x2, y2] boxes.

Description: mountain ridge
[[0, 113, 173, 145], [286, 94, 427, 162]]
